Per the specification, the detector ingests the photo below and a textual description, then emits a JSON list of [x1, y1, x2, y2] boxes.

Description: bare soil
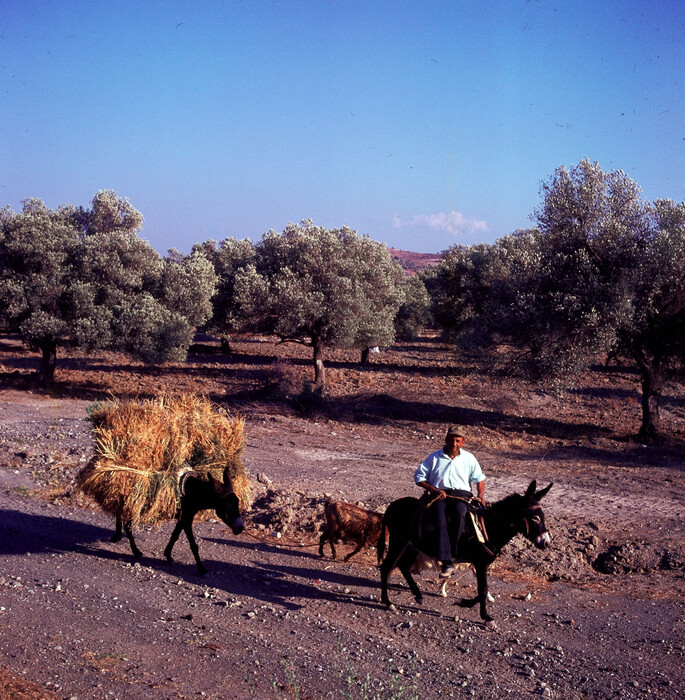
[[0, 334, 683, 700]]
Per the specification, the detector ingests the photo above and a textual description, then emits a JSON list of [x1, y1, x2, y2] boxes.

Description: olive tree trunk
[[37, 337, 57, 386], [638, 365, 663, 443], [312, 338, 326, 386]]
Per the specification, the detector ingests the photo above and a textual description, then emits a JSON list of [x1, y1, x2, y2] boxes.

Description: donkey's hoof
[[386, 603, 398, 615], [414, 595, 424, 605]]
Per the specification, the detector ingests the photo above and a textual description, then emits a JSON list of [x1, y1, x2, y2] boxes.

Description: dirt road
[[1, 390, 683, 699]]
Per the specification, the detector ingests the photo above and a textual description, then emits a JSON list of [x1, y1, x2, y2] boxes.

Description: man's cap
[[445, 426, 465, 438]]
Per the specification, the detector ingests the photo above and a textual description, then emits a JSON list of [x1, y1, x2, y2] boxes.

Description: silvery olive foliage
[[0, 190, 216, 383], [161, 248, 219, 330], [428, 243, 487, 341], [192, 237, 256, 347], [435, 160, 685, 440], [394, 274, 431, 341], [232, 220, 405, 385]]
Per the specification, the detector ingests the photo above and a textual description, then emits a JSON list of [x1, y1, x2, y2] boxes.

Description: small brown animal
[[318, 501, 384, 561]]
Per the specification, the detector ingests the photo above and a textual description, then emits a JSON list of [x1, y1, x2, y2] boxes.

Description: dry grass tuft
[[76, 394, 251, 526]]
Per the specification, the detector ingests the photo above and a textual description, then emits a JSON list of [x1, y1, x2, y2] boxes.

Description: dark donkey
[[378, 480, 552, 621], [112, 467, 245, 575]]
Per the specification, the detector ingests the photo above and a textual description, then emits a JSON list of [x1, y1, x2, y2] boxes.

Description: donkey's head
[[520, 480, 552, 549], [208, 467, 244, 535]]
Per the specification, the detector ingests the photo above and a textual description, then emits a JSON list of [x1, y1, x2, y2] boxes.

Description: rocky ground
[[0, 334, 683, 699]]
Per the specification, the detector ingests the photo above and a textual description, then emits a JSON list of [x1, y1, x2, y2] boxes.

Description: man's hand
[[476, 481, 486, 506], [417, 480, 445, 500]]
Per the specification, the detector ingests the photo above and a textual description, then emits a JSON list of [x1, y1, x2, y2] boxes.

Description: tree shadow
[[570, 383, 685, 412], [323, 357, 459, 379], [2, 333, 681, 448], [318, 393, 611, 441], [499, 441, 685, 470], [570, 386, 637, 400]]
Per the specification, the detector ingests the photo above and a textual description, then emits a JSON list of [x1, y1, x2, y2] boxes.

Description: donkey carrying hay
[[77, 394, 251, 574]]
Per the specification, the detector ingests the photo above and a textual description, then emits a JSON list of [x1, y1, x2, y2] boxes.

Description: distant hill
[[387, 248, 442, 275]]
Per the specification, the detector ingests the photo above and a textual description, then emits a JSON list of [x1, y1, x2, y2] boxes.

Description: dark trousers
[[434, 489, 472, 561]]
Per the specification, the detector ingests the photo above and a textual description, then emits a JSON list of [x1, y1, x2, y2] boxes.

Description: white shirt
[[414, 448, 485, 492]]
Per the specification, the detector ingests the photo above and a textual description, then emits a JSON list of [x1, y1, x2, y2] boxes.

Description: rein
[[242, 530, 379, 569], [421, 493, 493, 551], [243, 529, 320, 549], [423, 493, 475, 508], [423, 492, 515, 530]]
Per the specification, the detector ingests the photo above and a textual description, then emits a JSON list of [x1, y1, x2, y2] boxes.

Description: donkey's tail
[[376, 517, 388, 566]]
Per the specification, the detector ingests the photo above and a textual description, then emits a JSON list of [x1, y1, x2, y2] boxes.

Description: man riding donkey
[[415, 426, 487, 578]]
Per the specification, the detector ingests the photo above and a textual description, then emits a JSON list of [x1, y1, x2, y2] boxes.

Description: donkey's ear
[[208, 472, 222, 492], [524, 481, 537, 499], [222, 467, 234, 491], [534, 483, 553, 501]]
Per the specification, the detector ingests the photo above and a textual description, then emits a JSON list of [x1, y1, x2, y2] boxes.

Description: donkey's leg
[[164, 519, 185, 563], [476, 564, 492, 621], [122, 520, 143, 558], [111, 515, 123, 543], [379, 555, 395, 608], [457, 561, 481, 609], [397, 550, 423, 604], [380, 541, 409, 609], [181, 518, 207, 575]]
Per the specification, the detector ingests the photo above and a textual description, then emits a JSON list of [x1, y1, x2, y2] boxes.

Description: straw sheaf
[[76, 395, 252, 527]]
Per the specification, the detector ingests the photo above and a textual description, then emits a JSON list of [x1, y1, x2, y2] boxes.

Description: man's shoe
[[439, 561, 456, 578]]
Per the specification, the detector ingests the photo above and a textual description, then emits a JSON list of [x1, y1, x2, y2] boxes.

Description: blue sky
[[1, 0, 683, 254]]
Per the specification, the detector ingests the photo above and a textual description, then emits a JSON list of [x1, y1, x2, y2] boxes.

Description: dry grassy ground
[[0, 333, 683, 699]]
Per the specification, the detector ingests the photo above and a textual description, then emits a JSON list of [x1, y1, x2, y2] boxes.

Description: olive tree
[[615, 198, 685, 439], [527, 160, 685, 440], [439, 160, 685, 440], [0, 191, 217, 383], [232, 220, 404, 385], [427, 243, 492, 342], [346, 233, 405, 364], [192, 237, 256, 352], [394, 274, 431, 341]]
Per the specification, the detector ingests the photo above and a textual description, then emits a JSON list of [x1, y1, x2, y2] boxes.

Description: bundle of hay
[[77, 394, 251, 527]]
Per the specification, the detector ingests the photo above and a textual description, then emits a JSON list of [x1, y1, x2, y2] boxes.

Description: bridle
[[520, 503, 544, 538], [484, 500, 544, 539]]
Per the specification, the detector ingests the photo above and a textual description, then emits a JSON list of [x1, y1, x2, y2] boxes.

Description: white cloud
[[393, 210, 488, 236]]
